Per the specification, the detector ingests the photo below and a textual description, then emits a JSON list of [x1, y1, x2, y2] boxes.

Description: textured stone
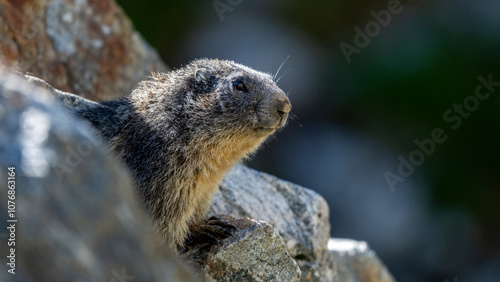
[[329, 238, 395, 282], [0, 0, 167, 101], [210, 164, 335, 281], [198, 216, 302, 282], [0, 69, 197, 282]]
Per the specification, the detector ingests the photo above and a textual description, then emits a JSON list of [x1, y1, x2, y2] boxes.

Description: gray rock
[[195, 216, 302, 282], [210, 164, 335, 281], [329, 238, 395, 282], [0, 69, 197, 282], [211, 166, 397, 281]]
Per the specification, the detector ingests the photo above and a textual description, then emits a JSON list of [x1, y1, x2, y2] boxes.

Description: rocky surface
[[0, 69, 197, 281], [329, 239, 395, 282], [0, 0, 167, 101], [207, 167, 396, 282], [210, 164, 336, 281], [191, 216, 302, 282]]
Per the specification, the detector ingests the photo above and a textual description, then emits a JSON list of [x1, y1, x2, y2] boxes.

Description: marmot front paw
[[181, 215, 237, 253]]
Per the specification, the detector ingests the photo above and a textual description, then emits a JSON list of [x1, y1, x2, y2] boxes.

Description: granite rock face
[[0, 0, 167, 100], [192, 216, 302, 282], [210, 164, 336, 281], [0, 69, 197, 282]]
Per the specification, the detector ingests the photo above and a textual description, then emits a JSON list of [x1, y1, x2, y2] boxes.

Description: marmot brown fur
[[43, 59, 291, 251]]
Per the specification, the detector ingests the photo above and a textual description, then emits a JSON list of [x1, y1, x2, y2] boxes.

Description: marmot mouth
[[254, 127, 277, 134], [257, 126, 276, 130], [277, 115, 288, 128], [254, 119, 287, 133]]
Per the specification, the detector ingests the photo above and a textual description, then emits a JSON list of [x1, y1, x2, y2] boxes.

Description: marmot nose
[[274, 92, 291, 127], [274, 90, 291, 113], [276, 98, 291, 115]]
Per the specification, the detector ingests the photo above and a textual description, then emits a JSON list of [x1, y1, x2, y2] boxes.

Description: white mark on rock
[[19, 107, 51, 178], [101, 24, 111, 35], [62, 12, 73, 23], [91, 39, 103, 49], [328, 238, 368, 255], [46, 2, 77, 55]]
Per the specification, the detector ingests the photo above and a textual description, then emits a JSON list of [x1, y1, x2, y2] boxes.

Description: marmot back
[[74, 58, 291, 250]]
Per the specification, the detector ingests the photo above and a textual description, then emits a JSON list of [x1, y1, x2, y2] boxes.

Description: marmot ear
[[195, 69, 207, 84], [194, 69, 216, 93]]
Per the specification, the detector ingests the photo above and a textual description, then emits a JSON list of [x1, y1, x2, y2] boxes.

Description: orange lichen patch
[[99, 36, 129, 81], [48, 61, 71, 89], [1, 0, 44, 58], [0, 40, 18, 62], [2, 0, 27, 29], [87, 0, 113, 15], [5, 0, 31, 10]]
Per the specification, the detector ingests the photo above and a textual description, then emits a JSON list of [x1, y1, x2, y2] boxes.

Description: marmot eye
[[232, 81, 247, 91]]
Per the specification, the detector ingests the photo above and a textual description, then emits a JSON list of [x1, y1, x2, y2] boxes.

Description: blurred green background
[[118, 0, 500, 280]]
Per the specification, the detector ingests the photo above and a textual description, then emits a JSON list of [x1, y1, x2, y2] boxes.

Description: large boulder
[[0, 68, 197, 281]]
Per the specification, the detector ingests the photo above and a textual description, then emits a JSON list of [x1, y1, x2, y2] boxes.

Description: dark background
[[118, 0, 500, 280]]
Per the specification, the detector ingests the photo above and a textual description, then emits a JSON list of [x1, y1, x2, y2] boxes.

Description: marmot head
[[132, 58, 291, 145], [181, 59, 292, 138]]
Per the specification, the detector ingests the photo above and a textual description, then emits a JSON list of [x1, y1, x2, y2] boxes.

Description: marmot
[[31, 59, 291, 251]]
